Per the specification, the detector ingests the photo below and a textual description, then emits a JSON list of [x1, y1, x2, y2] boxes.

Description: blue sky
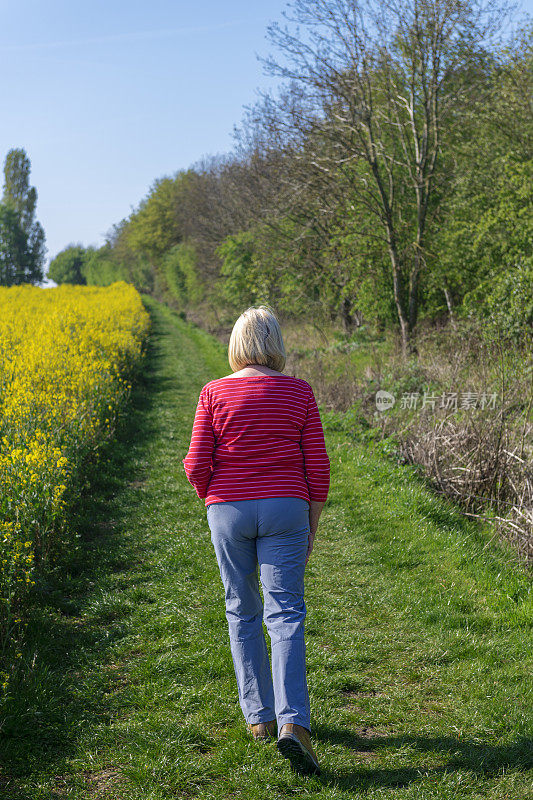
[[0, 0, 289, 282], [0, 0, 531, 285]]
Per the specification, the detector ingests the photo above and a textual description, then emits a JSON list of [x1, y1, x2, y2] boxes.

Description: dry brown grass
[[376, 319, 533, 563]]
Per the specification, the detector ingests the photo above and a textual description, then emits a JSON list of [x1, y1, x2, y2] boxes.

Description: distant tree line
[[0, 148, 46, 285], [48, 1, 532, 354]]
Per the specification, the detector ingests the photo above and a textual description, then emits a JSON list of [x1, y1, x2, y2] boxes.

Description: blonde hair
[[228, 305, 286, 372]]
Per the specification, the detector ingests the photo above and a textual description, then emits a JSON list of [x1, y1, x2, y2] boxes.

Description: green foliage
[[125, 170, 195, 262], [433, 156, 532, 320], [0, 148, 46, 285], [126, 177, 179, 259], [162, 241, 202, 308], [253, 217, 331, 317], [47, 242, 150, 290], [82, 244, 129, 286], [452, 151, 530, 329], [327, 223, 397, 331], [425, 28, 532, 328], [380, 358, 437, 401], [2, 148, 36, 231], [216, 219, 338, 321], [47, 245, 87, 285], [462, 258, 533, 344], [0, 204, 28, 285], [127, 255, 154, 293], [216, 231, 272, 310]]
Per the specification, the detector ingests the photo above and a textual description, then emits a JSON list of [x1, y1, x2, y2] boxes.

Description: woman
[[182, 304, 330, 776]]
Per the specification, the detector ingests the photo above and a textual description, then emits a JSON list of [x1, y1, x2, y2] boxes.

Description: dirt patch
[[85, 766, 125, 793], [349, 725, 393, 756], [51, 765, 128, 798], [340, 684, 383, 698], [355, 725, 387, 739], [0, 773, 16, 791], [128, 479, 147, 489], [93, 520, 117, 532]]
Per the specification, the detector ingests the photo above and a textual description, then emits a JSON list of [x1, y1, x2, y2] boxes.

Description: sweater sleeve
[[301, 384, 330, 502], [182, 385, 215, 499]]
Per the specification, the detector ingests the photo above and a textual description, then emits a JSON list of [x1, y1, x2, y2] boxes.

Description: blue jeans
[[206, 496, 311, 733]]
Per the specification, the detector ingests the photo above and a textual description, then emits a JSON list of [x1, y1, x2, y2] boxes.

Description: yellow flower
[[0, 282, 149, 645]]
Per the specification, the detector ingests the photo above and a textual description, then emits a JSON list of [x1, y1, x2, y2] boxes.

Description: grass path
[[1, 297, 531, 799]]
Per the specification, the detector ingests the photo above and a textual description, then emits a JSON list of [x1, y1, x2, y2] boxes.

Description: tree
[[47, 244, 88, 285], [428, 24, 532, 328], [0, 204, 27, 285], [161, 241, 202, 309], [125, 174, 186, 262], [82, 243, 130, 286], [1, 148, 46, 284], [259, 0, 512, 356]]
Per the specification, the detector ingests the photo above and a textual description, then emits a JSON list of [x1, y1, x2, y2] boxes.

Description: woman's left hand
[[305, 531, 316, 565]]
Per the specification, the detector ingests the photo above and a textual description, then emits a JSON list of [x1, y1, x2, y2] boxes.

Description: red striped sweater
[[182, 375, 330, 507]]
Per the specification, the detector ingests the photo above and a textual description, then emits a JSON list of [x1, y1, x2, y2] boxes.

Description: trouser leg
[[207, 500, 275, 724], [257, 497, 311, 732]]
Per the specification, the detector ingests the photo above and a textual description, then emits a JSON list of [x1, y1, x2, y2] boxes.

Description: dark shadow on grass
[[0, 300, 166, 798], [313, 723, 533, 790]]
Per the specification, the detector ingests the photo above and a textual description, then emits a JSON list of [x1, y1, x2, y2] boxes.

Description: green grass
[[0, 296, 531, 799]]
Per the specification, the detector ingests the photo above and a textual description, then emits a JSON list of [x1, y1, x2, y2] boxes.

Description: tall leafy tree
[[1, 148, 46, 284], [47, 244, 87, 285], [0, 204, 27, 285], [427, 24, 532, 338]]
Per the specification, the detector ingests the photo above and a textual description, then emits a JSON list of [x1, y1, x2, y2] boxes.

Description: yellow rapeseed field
[[0, 281, 150, 680]]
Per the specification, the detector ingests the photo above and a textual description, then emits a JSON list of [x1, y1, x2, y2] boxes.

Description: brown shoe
[[247, 719, 277, 741], [277, 723, 321, 775]]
